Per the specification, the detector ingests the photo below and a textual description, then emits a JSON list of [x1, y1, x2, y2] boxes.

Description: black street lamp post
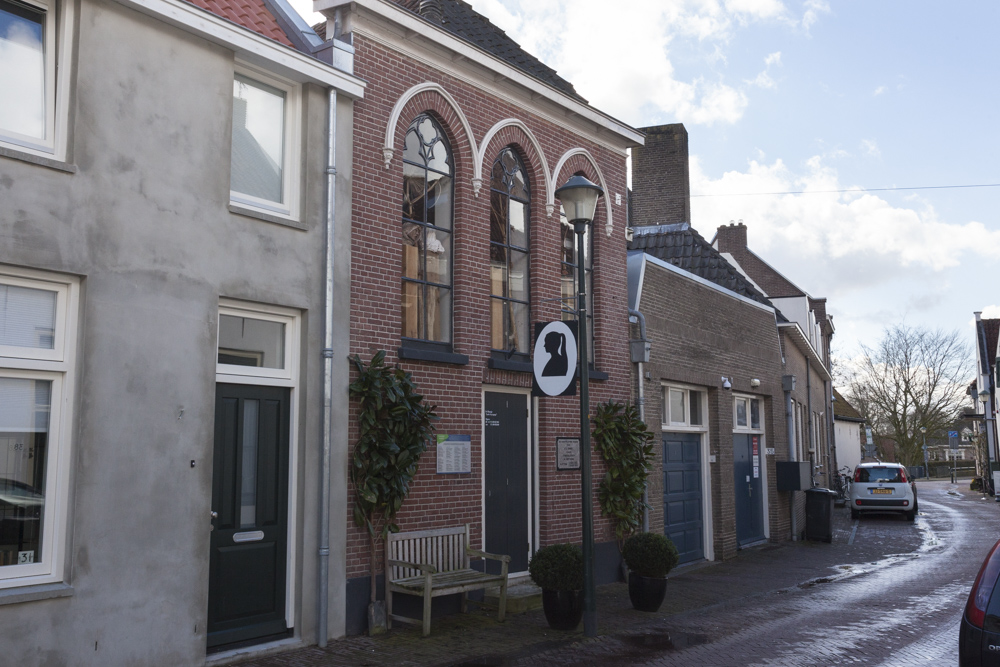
[[554, 174, 603, 639]]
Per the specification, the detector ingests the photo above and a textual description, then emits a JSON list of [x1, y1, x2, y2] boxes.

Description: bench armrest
[[467, 548, 511, 563], [387, 559, 437, 575]]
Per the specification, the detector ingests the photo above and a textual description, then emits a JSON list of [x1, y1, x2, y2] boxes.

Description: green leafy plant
[[622, 532, 679, 578], [592, 401, 655, 546], [349, 351, 437, 606], [528, 543, 584, 591]]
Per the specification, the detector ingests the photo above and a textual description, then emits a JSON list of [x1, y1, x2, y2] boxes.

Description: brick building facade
[[314, 0, 643, 634]]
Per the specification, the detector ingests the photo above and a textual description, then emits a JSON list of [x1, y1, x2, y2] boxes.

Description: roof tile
[[185, 0, 295, 48]]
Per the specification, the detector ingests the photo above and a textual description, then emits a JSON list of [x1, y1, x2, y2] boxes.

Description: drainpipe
[[317, 88, 338, 648], [629, 308, 650, 532], [782, 374, 797, 540], [807, 362, 814, 486]]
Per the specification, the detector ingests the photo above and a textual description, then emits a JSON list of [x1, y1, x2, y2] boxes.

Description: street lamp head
[[980, 389, 991, 403], [920, 426, 927, 434], [555, 174, 604, 224]]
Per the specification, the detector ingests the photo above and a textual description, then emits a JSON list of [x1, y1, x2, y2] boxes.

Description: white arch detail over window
[[477, 119, 551, 208], [552, 148, 614, 237], [383, 82, 477, 172]]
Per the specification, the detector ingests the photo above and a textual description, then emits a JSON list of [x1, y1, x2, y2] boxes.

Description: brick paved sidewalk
[[226, 493, 933, 667]]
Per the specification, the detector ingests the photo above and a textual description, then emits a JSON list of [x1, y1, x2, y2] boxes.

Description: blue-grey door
[[663, 432, 703, 563], [733, 433, 764, 546], [484, 392, 530, 574]]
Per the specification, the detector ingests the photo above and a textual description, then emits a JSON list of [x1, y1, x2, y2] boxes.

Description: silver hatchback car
[[850, 462, 917, 521]]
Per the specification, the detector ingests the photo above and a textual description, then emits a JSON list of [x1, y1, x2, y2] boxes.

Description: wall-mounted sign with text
[[556, 437, 581, 470], [436, 434, 471, 474]]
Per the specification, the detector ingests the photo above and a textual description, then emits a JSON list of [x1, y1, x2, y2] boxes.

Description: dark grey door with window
[[733, 433, 764, 546], [209, 384, 290, 649], [663, 432, 703, 563], [484, 392, 529, 574]]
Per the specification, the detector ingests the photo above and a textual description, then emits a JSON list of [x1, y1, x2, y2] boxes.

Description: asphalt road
[[554, 480, 1000, 667]]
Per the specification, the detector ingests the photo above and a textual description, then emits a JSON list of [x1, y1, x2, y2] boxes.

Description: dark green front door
[[484, 392, 530, 574], [208, 383, 290, 649], [733, 433, 764, 547]]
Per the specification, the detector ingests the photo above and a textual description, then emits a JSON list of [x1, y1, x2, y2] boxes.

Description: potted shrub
[[528, 544, 584, 630], [622, 532, 679, 612]]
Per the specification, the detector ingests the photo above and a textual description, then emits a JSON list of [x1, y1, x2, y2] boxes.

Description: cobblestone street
[[231, 480, 997, 667]]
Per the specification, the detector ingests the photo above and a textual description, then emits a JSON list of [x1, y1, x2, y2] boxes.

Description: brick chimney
[[716, 220, 748, 254], [629, 124, 690, 227]]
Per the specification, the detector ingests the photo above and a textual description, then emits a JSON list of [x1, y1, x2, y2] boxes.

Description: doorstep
[[484, 581, 542, 614]]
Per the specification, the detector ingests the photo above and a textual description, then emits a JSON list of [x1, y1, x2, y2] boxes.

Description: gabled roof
[[186, 0, 295, 47], [833, 388, 863, 422], [984, 318, 1000, 363], [628, 223, 774, 308], [390, 0, 583, 101]]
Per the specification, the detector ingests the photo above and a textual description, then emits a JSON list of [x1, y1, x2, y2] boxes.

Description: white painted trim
[[477, 119, 550, 204], [480, 386, 533, 577], [318, 0, 641, 147], [383, 82, 477, 173], [0, 267, 79, 589], [641, 252, 775, 313], [0, 272, 71, 364], [213, 298, 301, 631], [112, 0, 365, 96], [552, 148, 614, 235]]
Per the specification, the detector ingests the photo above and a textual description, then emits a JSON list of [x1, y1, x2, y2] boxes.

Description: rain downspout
[[807, 361, 814, 486], [317, 88, 337, 648], [629, 308, 650, 533], [783, 374, 797, 540]]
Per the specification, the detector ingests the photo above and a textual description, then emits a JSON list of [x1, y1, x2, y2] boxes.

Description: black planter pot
[[541, 589, 584, 630], [628, 572, 667, 612]]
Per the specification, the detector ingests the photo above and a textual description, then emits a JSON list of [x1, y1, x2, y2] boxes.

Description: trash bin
[[805, 488, 836, 543]]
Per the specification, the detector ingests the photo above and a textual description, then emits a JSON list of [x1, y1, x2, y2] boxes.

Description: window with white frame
[[733, 395, 762, 431], [216, 302, 297, 383], [0, 0, 71, 157], [0, 267, 77, 587], [230, 66, 299, 218], [662, 385, 704, 428]]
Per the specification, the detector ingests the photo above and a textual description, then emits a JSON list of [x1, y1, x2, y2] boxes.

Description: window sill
[[0, 582, 74, 606], [398, 346, 469, 365], [229, 204, 307, 231], [488, 357, 533, 373], [0, 146, 76, 174]]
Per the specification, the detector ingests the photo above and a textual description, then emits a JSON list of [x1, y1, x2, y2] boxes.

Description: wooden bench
[[385, 524, 510, 637]]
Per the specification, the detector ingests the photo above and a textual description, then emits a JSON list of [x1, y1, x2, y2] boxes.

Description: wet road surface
[[519, 480, 999, 666]]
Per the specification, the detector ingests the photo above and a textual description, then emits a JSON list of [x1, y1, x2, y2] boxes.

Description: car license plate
[[870, 488, 892, 495]]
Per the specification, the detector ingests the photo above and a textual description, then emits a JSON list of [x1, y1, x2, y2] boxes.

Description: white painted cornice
[[113, 0, 366, 96], [315, 0, 643, 150]]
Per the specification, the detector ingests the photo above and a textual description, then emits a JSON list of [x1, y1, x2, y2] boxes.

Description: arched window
[[490, 147, 530, 358], [401, 114, 453, 347], [560, 201, 594, 364]]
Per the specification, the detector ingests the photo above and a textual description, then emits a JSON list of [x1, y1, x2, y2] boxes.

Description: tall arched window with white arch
[[489, 147, 530, 359], [401, 114, 453, 347]]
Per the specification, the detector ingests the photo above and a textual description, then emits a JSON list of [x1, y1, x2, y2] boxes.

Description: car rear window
[[857, 467, 903, 483]]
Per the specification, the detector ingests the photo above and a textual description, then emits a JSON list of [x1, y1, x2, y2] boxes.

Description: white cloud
[[979, 306, 1000, 320], [874, 85, 887, 96], [747, 71, 777, 89], [764, 51, 782, 66], [801, 0, 830, 32], [860, 139, 880, 157]]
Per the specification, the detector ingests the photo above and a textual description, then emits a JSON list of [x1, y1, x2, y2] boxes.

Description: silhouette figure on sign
[[542, 331, 568, 377]]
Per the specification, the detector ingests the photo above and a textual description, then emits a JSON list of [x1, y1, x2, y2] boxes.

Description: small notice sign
[[556, 437, 581, 470], [436, 434, 471, 474], [753, 466, 760, 479], [765, 448, 775, 456]]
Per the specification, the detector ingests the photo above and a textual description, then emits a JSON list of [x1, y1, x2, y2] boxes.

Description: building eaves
[[778, 322, 831, 382], [628, 223, 775, 309], [186, 0, 295, 47]]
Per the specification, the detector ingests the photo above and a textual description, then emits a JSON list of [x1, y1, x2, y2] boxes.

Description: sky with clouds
[[291, 0, 1000, 362]]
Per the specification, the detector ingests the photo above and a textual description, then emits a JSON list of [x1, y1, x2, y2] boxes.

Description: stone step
[[483, 582, 542, 614]]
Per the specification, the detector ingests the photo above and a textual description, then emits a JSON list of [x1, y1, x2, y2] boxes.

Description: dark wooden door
[[663, 432, 703, 563], [484, 392, 529, 574], [209, 384, 290, 649], [733, 433, 764, 546]]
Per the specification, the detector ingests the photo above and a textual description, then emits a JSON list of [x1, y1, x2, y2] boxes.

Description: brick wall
[[715, 222, 804, 298], [635, 257, 791, 560], [629, 124, 690, 227], [346, 35, 632, 582]]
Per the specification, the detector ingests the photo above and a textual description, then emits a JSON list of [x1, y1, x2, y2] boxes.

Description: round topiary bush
[[622, 532, 679, 578], [529, 543, 584, 591]]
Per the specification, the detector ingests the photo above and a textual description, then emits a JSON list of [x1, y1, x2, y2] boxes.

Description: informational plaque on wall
[[556, 437, 581, 470], [436, 434, 471, 474]]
